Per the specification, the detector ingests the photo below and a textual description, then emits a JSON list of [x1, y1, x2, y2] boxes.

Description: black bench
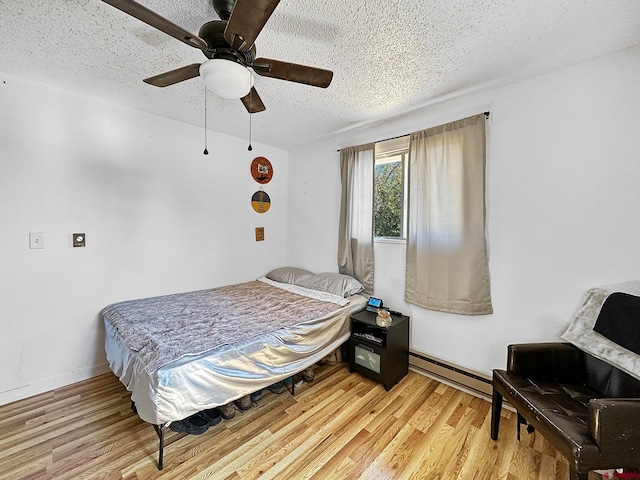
[[491, 342, 640, 480]]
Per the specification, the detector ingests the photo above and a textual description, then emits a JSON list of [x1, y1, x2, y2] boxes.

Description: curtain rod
[[336, 111, 490, 152]]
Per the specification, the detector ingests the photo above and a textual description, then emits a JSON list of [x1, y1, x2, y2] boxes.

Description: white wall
[[3, 45, 639, 404], [0, 74, 288, 404], [287, 46, 640, 376]]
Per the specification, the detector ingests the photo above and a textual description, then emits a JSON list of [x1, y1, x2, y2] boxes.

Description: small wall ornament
[[250, 156, 273, 184], [251, 188, 271, 213]]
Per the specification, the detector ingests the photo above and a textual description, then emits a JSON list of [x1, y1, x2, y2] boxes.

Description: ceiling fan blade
[[143, 64, 202, 87], [240, 87, 266, 113], [252, 58, 333, 88], [224, 0, 280, 52], [102, 0, 207, 50]]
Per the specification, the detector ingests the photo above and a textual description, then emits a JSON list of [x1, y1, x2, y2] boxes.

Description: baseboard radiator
[[409, 349, 492, 397]]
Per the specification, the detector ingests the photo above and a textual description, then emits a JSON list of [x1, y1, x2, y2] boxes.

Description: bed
[[103, 268, 367, 469]]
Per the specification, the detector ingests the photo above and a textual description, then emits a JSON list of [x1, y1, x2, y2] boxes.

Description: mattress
[[104, 280, 366, 424]]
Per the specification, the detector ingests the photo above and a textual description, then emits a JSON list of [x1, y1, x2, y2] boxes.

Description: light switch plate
[[29, 232, 45, 249]]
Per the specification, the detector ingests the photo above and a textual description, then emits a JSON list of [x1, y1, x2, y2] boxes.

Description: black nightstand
[[348, 310, 409, 391]]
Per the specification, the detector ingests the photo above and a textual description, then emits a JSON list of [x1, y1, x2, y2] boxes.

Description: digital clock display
[[367, 297, 382, 308]]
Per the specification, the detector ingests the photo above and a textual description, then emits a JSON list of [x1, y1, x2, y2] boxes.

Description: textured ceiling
[[2, 0, 640, 149]]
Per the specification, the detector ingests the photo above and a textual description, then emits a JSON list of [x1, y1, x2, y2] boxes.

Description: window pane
[[374, 157, 404, 237]]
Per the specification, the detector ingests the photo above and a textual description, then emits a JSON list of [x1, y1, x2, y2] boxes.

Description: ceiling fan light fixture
[[199, 58, 254, 99]]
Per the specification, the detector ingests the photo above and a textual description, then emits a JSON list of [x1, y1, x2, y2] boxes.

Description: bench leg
[[569, 469, 588, 480], [491, 389, 503, 440], [517, 412, 527, 440]]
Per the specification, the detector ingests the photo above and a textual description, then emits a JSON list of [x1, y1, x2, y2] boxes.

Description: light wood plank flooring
[[0, 363, 602, 480]]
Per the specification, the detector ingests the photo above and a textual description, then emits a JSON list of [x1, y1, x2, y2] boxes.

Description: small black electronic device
[[365, 296, 383, 312]]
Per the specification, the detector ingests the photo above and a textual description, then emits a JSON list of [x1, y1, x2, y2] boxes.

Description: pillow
[[265, 267, 314, 285], [296, 272, 364, 298]]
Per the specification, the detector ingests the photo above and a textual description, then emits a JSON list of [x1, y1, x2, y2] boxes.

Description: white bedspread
[[104, 280, 366, 424]]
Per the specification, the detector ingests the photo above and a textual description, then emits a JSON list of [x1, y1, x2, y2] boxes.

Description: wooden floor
[[0, 363, 599, 480]]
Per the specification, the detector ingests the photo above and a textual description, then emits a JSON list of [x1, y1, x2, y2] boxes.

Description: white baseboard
[[409, 349, 492, 398], [0, 363, 112, 406]]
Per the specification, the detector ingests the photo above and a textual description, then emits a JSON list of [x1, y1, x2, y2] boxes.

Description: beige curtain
[[405, 114, 492, 315], [338, 144, 375, 293]]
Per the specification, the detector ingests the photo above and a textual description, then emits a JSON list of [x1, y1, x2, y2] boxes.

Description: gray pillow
[[265, 267, 314, 285], [296, 272, 364, 298]]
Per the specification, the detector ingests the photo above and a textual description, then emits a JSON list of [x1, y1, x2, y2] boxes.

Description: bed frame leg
[[289, 376, 295, 396], [153, 424, 166, 470]]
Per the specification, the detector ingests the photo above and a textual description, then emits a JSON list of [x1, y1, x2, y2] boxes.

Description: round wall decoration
[[251, 189, 271, 213], [250, 156, 273, 184]]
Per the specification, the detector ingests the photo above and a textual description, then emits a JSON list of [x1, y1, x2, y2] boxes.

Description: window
[[374, 136, 409, 239]]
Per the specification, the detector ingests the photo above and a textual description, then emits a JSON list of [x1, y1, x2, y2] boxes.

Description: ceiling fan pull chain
[[203, 86, 209, 155], [248, 92, 253, 151]]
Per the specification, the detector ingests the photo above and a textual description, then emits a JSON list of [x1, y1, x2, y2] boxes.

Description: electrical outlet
[[73, 233, 86, 247], [29, 232, 45, 249]]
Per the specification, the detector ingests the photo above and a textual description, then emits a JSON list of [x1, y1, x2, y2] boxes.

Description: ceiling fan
[[102, 0, 334, 113]]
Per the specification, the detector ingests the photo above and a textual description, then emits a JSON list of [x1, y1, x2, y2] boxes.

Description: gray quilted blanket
[[103, 279, 346, 373]]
